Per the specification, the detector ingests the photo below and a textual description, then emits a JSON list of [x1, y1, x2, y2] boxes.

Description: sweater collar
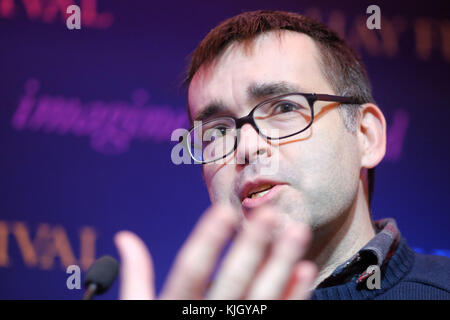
[[312, 218, 411, 299], [311, 234, 415, 299]]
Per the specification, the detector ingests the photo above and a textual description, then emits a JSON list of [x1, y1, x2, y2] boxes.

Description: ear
[[357, 103, 387, 169]]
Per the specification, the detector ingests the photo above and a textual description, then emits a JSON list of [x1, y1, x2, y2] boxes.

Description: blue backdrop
[[0, 0, 449, 299]]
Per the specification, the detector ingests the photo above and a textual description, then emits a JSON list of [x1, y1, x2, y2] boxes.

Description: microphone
[[83, 255, 119, 300]]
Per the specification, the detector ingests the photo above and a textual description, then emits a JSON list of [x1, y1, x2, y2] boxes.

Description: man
[[115, 10, 450, 299]]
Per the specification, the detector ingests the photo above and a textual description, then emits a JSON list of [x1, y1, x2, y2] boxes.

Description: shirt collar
[[316, 218, 401, 288]]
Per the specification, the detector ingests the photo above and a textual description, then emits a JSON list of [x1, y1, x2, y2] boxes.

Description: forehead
[[188, 30, 332, 120]]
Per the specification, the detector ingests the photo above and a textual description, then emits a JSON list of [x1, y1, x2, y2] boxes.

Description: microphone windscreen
[[84, 255, 119, 294]]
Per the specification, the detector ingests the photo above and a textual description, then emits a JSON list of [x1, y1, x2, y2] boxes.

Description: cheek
[[281, 114, 359, 198], [203, 164, 236, 203], [277, 123, 360, 228]]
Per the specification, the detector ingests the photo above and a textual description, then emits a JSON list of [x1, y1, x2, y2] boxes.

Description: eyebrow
[[247, 81, 301, 99], [193, 81, 302, 122], [193, 99, 228, 123]]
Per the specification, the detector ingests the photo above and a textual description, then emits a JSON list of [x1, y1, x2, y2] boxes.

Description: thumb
[[114, 230, 155, 300]]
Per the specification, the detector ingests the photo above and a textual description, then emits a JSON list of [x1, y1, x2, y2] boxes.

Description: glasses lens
[[254, 94, 312, 138], [188, 117, 237, 163]]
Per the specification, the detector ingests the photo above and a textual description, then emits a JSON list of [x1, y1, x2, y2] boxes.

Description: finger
[[246, 221, 311, 299], [284, 261, 318, 300], [206, 208, 279, 300], [114, 230, 155, 300], [159, 204, 238, 299]]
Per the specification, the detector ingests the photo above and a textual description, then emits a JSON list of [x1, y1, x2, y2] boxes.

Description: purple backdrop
[[0, 0, 449, 299]]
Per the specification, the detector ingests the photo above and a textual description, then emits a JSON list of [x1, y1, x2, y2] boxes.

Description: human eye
[[202, 119, 234, 143], [204, 123, 231, 136], [213, 125, 229, 136], [270, 100, 302, 114]]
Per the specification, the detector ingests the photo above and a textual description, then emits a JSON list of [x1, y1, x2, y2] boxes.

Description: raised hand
[[114, 204, 317, 300]]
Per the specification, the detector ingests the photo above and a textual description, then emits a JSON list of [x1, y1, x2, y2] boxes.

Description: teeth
[[250, 189, 271, 199], [248, 184, 273, 199]]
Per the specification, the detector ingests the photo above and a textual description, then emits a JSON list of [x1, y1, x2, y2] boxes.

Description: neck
[[306, 180, 376, 289]]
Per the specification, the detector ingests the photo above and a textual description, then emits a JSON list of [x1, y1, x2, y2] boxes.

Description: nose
[[235, 123, 272, 165]]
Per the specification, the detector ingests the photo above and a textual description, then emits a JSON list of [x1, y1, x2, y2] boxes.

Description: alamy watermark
[[66, 264, 81, 290], [66, 5, 81, 30], [366, 5, 381, 30], [170, 122, 281, 176], [365, 265, 381, 290]]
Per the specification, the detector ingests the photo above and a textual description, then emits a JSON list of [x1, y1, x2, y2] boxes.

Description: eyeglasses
[[186, 92, 361, 164]]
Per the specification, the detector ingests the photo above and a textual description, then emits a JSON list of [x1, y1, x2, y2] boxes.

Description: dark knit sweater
[[311, 237, 450, 300]]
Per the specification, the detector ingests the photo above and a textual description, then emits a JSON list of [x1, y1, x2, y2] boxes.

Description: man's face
[[188, 31, 362, 232]]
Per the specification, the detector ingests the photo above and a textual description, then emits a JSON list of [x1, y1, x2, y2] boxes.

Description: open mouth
[[246, 183, 275, 199], [240, 181, 285, 210]]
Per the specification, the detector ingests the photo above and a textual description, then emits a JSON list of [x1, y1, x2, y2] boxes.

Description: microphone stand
[[83, 283, 98, 300]]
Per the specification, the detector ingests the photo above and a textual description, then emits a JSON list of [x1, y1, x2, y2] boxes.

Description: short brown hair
[[184, 10, 376, 207]]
